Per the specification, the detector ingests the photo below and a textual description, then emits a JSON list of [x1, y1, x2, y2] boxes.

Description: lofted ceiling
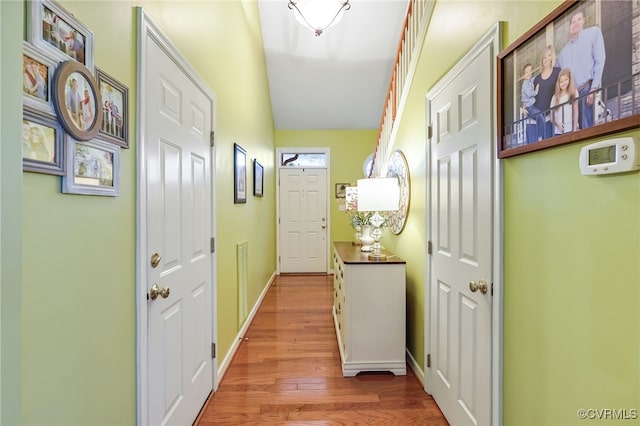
[[257, 0, 409, 130]]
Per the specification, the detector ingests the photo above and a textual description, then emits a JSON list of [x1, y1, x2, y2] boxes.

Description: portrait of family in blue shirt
[[504, 0, 638, 150]]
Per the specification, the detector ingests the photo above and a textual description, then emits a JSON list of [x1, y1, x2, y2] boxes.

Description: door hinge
[[427, 125, 433, 140], [427, 353, 431, 368], [211, 343, 216, 359], [210, 237, 215, 253], [427, 241, 432, 255], [210, 130, 215, 147], [491, 282, 494, 296]]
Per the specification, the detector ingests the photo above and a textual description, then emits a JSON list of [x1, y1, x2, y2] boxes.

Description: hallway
[[196, 274, 448, 425]]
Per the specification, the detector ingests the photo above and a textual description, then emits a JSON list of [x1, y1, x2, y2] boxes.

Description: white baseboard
[[406, 348, 426, 390], [216, 271, 276, 383]]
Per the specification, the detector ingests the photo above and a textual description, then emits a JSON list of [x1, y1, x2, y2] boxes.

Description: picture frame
[[253, 159, 264, 197], [22, 107, 65, 176], [96, 68, 129, 148], [497, 0, 639, 158], [234, 143, 247, 204], [51, 60, 103, 141], [335, 182, 349, 199], [26, 0, 94, 72], [62, 137, 120, 196], [22, 41, 58, 115]]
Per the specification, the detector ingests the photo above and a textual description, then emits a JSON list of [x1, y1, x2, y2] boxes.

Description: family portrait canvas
[[498, 0, 639, 157]]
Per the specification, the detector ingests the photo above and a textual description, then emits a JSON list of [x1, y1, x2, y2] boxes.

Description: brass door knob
[[149, 283, 171, 300], [469, 280, 488, 295]]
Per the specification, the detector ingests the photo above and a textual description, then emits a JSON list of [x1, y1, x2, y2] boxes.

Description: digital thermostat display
[[579, 137, 639, 175], [588, 145, 616, 165]]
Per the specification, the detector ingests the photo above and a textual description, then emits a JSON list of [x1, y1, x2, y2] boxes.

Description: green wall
[[275, 129, 378, 246], [1, 1, 23, 424], [385, 1, 640, 425], [14, 1, 276, 424]]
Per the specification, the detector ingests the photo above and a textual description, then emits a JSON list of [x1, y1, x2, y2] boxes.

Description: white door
[[279, 168, 328, 273], [139, 11, 215, 426], [426, 40, 494, 425]]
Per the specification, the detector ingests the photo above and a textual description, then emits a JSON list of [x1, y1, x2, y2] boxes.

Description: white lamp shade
[[356, 178, 400, 212]]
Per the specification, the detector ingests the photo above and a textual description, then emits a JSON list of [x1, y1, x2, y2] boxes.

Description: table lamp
[[356, 177, 400, 260]]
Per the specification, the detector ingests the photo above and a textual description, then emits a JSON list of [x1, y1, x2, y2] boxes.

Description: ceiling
[[257, 0, 409, 130]]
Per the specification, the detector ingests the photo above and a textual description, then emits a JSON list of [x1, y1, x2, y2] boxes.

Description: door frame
[[135, 8, 218, 425], [424, 22, 504, 425], [275, 147, 331, 275]]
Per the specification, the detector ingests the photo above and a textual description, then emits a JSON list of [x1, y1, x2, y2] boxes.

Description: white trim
[[136, 8, 218, 425], [275, 147, 331, 275], [406, 349, 425, 389], [424, 22, 503, 426]]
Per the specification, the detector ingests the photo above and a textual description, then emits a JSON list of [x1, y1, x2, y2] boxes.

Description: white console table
[[332, 241, 406, 376]]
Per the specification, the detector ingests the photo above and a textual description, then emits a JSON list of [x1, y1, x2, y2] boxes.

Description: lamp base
[[367, 252, 387, 261]]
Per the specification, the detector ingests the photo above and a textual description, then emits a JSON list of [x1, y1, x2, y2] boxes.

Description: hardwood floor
[[196, 274, 448, 425]]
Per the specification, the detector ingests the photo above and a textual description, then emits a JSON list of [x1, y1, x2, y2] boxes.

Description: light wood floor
[[196, 274, 448, 425]]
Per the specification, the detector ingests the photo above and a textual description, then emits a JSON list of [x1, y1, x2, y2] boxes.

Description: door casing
[[135, 8, 218, 425], [424, 22, 504, 425]]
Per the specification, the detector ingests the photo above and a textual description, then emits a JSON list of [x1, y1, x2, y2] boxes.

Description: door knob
[[469, 280, 488, 295], [149, 283, 171, 300], [322, 223, 326, 229]]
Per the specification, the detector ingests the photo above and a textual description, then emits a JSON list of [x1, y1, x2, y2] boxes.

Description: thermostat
[[579, 137, 640, 175]]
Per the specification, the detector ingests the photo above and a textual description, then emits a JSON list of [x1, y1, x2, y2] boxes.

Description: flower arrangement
[[345, 186, 371, 229]]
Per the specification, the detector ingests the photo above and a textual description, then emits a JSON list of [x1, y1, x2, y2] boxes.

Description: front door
[[279, 167, 328, 273], [139, 10, 215, 425], [426, 34, 495, 425]]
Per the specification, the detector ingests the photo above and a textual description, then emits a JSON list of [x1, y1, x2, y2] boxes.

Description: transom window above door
[[280, 152, 327, 168]]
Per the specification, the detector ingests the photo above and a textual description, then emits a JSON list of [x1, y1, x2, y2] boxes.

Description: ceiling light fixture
[[288, 0, 351, 37]]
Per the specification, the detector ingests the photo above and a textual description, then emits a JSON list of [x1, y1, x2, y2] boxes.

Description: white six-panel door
[[139, 11, 215, 425], [279, 168, 328, 273], [427, 39, 494, 426]]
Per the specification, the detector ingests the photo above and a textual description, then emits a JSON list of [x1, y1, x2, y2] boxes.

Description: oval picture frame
[[52, 60, 103, 141]]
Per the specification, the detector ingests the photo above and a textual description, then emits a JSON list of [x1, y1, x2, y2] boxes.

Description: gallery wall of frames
[[22, 0, 128, 196]]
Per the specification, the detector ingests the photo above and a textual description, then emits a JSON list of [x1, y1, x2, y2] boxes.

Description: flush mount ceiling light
[[288, 0, 351, 37]]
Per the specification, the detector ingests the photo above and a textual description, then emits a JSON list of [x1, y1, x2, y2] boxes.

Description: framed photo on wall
[[253, 159, 264, 197], [51, 60, 103, 141], [22, 107, 65, 175], [26, 0, 94, 71], [234, 143, 247, 204], [22, 41, 58, 115], [62, 137, 120, 196], [497, 0, 640, 158], [96, 68, 129, 148]]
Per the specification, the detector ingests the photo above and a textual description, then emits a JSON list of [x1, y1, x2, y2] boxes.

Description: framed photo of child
[[497, 0, 639, 158]]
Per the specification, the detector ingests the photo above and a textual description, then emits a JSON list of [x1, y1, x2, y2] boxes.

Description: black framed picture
[[234, 143, 247, 204], [51, 60, 103, 141], [253, 159, 264, 197]]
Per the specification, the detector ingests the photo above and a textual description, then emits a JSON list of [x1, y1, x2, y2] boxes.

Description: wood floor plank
[[195, 274, 448, 425]]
